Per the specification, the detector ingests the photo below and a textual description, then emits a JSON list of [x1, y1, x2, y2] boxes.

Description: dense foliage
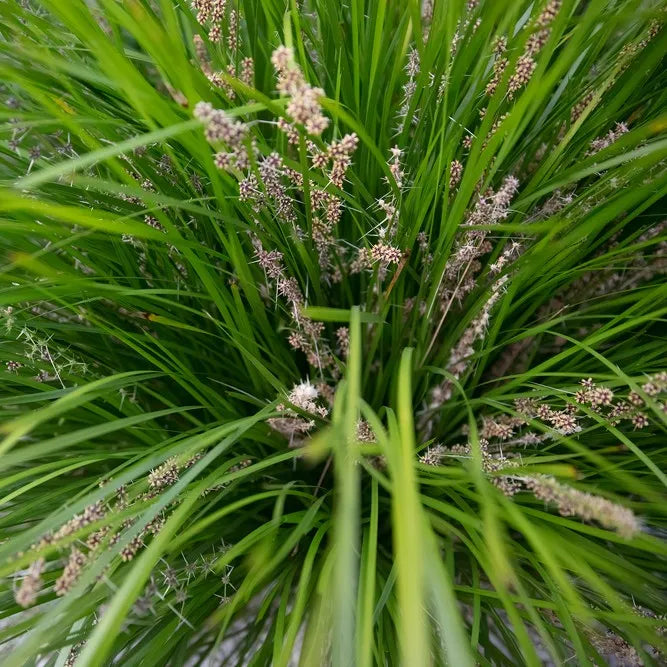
[[1, 0, 666, 664]]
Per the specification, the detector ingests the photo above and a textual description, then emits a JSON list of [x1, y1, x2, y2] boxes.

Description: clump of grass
[[0, 0, 666, 664]]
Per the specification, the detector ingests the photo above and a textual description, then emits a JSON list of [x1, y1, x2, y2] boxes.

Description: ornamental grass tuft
[[1, 0, 666, 665]]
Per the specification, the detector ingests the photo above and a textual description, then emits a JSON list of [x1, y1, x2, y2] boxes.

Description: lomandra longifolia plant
[[0, 0, 666, 664]]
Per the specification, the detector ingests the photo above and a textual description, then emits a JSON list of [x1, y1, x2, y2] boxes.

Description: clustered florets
[[268, 381, 330, 446], [387, 145, 405, 189], [485, 39, 508, 97], [194, 102, 248, 147], [431, 175, 520, 309], [15, 449, 211, 608], [54, 548, 86, 596], [536, 0, 562, 27], [571, 376, 663, 429], [484, 2, 560, 103], [370, 242, 403, 266], [425, 371, 665, 520], [255, 246, 284, 280], [148, 457, 180, 490], [272, 46, 329, 136], [588, 629, 643, 666], [428, 275, 509, 409], [449, 159, 463, 189], [423, 365, 665, 517], [120, 535, 145, 563], [251, 233, 341, 371], [336, 326, 349, 358], [192, 34, 230, 91], [14, 558, 45, 607], [507, 54, 537, 99], [588, 122, 629, 155], [397, 48, 420, 132], [523, 475, 639, 538], [328, 133, 359, 187], [418, 443, 449, 466], [356, 419, 375, 443], [194, 49, 362, 371], [192, 0, 227, 42], [420, 436, 639, 537]]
